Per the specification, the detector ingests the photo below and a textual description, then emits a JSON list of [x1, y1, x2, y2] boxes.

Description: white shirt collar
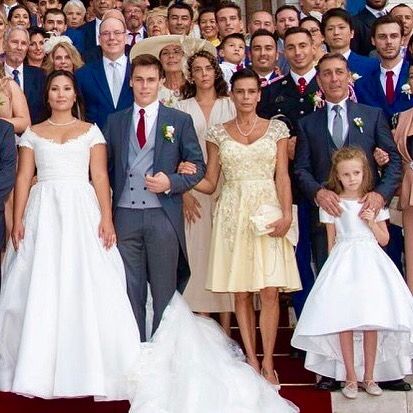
[[220, 61, 241, 71], [133, 99, 159, 117], [380, 58, 403, 79], [365, 5, 386, 18], [103, 53, 127, 67], [290, 67, 316, 85], [4, 62, 23, 75], [342, 49, 351, 60]]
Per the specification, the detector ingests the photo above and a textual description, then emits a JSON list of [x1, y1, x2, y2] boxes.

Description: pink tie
[[137, 108, 146, 148]]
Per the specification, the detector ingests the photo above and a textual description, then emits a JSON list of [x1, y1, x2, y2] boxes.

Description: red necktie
[[130, 33, 137, 47], [137, 108, 146, 148], [297, 77, 307, 94], [386, 70, 395, 105]]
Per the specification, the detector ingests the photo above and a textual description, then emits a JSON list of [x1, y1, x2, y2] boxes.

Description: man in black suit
[[0, 120, 17, 280], [4, 27, 47, 124], [294, 53, 406, 391], [351, 0, 388, 56]]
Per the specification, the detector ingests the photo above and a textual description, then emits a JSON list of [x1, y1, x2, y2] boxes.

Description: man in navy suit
[[76, 15, 133, 129], [4, 27, 47, 125], [104, 54, 205, 341], [321, 8, 378, 78], [351, 0, 388, 56], [43, 8, 84, 53], [79, 0, 116, 52], [0, 120, 16, 281], [355, 15, 413, 121], [295, 53, 406, 391]]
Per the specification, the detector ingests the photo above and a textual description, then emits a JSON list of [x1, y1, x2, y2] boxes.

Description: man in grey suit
[[104, 54, 205, 341]]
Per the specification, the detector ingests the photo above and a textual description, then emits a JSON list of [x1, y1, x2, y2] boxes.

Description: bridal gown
[[0, 124, 298, 412]]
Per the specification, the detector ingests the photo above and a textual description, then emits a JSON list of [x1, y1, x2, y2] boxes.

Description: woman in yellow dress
[[190, 68, 301, 386]]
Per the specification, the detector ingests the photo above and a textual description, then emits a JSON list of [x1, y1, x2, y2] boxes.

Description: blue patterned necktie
[[12, 69, 20, 87]]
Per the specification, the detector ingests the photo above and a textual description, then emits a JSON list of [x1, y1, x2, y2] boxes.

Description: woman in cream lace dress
[[191, 69, 301, 387], [176, 50, 235, 333]]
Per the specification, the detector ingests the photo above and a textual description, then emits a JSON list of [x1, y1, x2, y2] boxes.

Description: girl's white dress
[[0, 125, 298, 413], [291, 199, 413, 382]]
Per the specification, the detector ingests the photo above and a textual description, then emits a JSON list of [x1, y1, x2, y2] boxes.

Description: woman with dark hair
[[185, 68, 301, 387], [300, 16, 326, 65], [0, 70, 140, 399], [7, 4, 31, 29], [26, 27, 48, 67], [198, 7, 220, 47], [176, 50, 235, 333]]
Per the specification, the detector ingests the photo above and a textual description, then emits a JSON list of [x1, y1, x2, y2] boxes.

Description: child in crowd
[[218, 33, 246, 88], [291, 147, 413, 399]]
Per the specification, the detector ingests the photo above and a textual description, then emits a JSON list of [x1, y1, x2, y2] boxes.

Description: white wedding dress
[[292, 200, 413, 382], [0, 125, 298, 412]]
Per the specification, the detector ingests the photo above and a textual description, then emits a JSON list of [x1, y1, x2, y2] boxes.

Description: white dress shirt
[[3, 2, 18, 17], [103, 54, 128, 106], [365, 5, 387, 18], [133, 99, 159, 140], [326, 98, 349, 141], [5, 62, 23, 90], [290, 67, 317, 86], [95, 17, 102, 46], [379, 58, 403, 95]]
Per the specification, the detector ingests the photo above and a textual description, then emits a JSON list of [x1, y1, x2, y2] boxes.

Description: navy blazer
[[0, 120, 17, 249], [23, 65, 47, 125], [355, 60, 413, 122], [347, 51, 379, 78], [351, 7, 377, 56], [75, 58, 134, 129], [79, 20, 97, 52], [103, 104, 206, 292], [65, 27, 85, 54], [294, 101, 402, 203]]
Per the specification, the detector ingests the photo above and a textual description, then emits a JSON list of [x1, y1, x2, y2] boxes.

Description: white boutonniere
[[162, 124, 175, 143], [402, 83, 412, 100], [353, 117, 364, 133], [351, 72, 362, 82], [282, 80, 287, 85], [309, 91, 325, 111]]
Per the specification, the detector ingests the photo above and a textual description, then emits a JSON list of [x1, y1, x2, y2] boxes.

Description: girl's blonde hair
[[43, 42, 84, 74], [326, 147, 374, 196]]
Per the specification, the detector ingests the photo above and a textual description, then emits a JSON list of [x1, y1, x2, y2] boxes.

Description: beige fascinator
[[129, 35, 217, 79], [43, 35, 73, 54]]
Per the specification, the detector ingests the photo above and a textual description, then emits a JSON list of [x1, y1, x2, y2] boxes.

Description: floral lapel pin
[[353, 117, 364, 133], [402, 83, 412, 100], [351, 72, 362, 83], [309, 91, 325, 111], [162, 124, 175, 143]]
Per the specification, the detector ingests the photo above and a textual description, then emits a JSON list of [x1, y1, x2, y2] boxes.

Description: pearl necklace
[[235, 115, 258, 137], [47, 118, 77, 126]]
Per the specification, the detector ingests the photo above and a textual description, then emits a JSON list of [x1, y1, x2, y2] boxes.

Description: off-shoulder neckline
[[26, 123, 97, 146]]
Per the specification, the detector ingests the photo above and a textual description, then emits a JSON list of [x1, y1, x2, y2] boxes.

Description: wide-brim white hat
[[129, 35, 217, 62]]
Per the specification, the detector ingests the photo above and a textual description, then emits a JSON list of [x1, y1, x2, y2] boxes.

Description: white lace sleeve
[[375, 208, 390, 222], [319, 207, 335, 224], [205, 126, 219, 147], [18, 128, 34, 149], [89, 124, 107, 148]]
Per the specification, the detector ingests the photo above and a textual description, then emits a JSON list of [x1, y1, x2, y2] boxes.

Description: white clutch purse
[[249, 204, 299, 246]]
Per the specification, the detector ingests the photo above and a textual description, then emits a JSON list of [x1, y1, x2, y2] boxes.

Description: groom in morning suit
[[294, 52, 403, 390], [104, 54, 205, 341]]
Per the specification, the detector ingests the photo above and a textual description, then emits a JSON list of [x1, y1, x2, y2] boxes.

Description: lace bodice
[[320, 199, 389, 241], [206, 119, 289, 182], [18, 124, 106, 182]]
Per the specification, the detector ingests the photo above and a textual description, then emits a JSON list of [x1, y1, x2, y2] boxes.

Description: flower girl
[[291, 147, 413, 399]]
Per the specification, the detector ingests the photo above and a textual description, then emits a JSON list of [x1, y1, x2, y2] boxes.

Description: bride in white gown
[[0, 70, 298, 412]]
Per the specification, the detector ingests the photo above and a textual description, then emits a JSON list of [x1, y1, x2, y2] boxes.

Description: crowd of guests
[[0, 0, 413, 404]]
